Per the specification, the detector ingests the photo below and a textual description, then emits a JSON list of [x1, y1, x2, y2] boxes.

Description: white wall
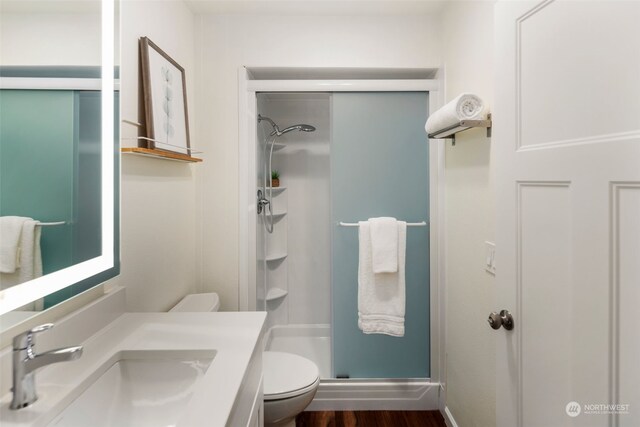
[[114, 0, 201, 311], [196, 13, 443, 310], [441, 2, 496, 427], [0, 12, 101, 65]]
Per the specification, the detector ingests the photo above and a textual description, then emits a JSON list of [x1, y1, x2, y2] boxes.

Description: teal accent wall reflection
[[0, 89, 117, 309], [331, 92, 430, 378], [0, 90, 75, 278], [43, 91, 107, 308]]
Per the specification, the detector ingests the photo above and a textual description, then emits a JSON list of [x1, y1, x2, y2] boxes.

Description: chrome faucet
[[10, 323, 83, 410]]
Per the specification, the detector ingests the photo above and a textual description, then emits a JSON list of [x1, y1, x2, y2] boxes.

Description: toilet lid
[[263, 352, 319, 400]]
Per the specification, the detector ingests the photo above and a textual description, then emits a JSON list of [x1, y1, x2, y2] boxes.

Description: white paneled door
[[494, 1, 640, 427]]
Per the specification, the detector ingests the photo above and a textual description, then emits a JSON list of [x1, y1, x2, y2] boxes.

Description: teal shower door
[[331, 92, 430, 378]]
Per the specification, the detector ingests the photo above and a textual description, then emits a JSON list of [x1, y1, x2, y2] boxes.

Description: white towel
[[1, 216, 29, 273], [0, 218, 42, 289], [369, 217, 398, 273], [358, 220, 406, 337], [425, 93, 486, 135]]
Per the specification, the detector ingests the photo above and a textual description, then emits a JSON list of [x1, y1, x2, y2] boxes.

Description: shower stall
[[241, 71, 442, 409]]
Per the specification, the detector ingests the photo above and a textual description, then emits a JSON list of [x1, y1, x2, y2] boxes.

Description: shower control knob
[[257, 190, 270, 214]]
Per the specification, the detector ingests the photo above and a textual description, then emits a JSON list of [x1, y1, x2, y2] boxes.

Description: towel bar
[[36, 221, 66, 227], [338, 221, 427, 227], [428, 113, 492, 146]]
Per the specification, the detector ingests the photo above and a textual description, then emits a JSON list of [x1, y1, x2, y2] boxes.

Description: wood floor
[[296, 411, 446, 427]]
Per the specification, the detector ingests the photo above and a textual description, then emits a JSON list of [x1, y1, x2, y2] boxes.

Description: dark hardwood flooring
[[296, 411, 446, 427]]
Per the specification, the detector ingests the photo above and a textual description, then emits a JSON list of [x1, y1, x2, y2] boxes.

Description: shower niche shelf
[[266, 253, 287, 263], [266, 287, 288, 302], [271, 213, 287, 222], [265, 186, 286, 193]]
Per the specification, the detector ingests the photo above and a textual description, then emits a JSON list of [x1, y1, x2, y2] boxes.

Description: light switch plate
[[485, 241, 496, 275]]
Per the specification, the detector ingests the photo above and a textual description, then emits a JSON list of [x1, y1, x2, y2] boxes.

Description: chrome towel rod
[[338, 221, 427, 227], [36, 221, 66, 227]]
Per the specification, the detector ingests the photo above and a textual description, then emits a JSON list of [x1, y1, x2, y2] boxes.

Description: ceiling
[[183, 0, 449, 16], [0, 0, 448, 16], [0, 0, 100, 13]]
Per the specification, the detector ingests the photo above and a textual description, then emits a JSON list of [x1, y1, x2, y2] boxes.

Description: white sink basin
[[47, 350, 215, 427]]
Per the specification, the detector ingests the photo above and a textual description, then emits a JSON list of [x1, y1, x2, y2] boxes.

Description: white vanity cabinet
[[227, 343, 265, 427]]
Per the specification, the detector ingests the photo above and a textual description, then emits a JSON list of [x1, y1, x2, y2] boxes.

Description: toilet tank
[[170, 293, 220, 312]]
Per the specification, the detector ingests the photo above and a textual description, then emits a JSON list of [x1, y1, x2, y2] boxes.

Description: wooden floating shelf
[[121, 147, 203, 163]]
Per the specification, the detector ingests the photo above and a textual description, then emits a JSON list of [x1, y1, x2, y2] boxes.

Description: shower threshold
[[264, 324, 438, 411]]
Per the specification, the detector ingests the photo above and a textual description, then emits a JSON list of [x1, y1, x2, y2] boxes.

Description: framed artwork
[[139, 37, 191, 155]]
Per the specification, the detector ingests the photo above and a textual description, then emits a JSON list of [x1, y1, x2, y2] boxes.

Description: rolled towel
[[425, 93, 486, 135]]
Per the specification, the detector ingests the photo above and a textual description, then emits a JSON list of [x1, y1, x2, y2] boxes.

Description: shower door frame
[[238, 68, 447, 411]]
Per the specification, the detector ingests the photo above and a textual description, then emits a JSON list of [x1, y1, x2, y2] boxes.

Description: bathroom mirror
[[0, 0, 118, 323]]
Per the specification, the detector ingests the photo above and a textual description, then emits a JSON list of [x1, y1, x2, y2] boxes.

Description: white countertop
[[0, 312, 267, 427]]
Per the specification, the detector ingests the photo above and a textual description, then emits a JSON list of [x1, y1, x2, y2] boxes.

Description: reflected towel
[[0, 219, 42, 289], [358, 220, 406, 337], [369, 217, 399, 274], [1, 216, 29, 273]]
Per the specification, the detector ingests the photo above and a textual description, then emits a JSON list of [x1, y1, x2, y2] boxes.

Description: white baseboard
[[444, 406, 459, 427], [307, 379, 439, 411]]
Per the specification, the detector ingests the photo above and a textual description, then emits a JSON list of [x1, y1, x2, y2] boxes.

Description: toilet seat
[[263, 352, 320, 401]]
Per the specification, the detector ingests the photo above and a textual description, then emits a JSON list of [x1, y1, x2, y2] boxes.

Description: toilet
[[169, 292, 221, 312], [262, 351, 319, 427], [170, 293, 320, 427]]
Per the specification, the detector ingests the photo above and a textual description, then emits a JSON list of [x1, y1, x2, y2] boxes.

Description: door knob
[[488, 312, 502, 330], [499, 309, 514, 330], [487, 310, 514, 331]]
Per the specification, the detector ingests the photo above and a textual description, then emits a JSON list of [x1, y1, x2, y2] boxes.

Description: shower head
[[280, 124, 316, 134], [258, 114, 316, 137]]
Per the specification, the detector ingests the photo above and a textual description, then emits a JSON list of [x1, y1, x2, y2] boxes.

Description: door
[[495, 1, 640, 426]]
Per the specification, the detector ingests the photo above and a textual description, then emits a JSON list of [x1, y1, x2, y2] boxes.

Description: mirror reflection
[[0, 0, 117, 328], [0, 87, 103, 292]]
